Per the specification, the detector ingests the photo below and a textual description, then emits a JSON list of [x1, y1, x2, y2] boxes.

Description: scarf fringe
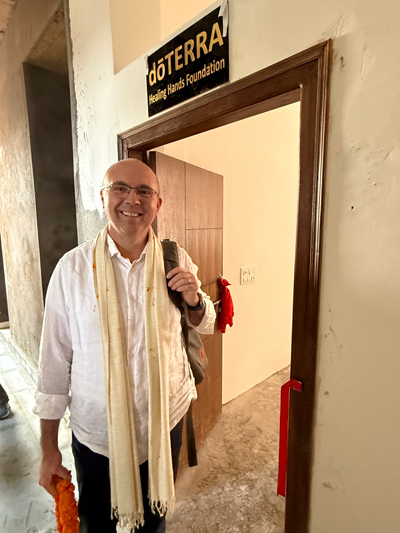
[[112, 507, 145, 530], [149, 498, 175, 517]]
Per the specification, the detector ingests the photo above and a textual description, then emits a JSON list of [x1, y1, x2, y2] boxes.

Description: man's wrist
[[186, 293, 204, 311]]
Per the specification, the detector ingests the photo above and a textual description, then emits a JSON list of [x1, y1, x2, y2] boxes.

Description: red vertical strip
[[277, 378, 303, 497]]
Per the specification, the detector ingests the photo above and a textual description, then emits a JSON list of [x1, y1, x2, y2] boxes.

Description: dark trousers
[[0, 383, 9, 407], [72, 419, 183, 533]]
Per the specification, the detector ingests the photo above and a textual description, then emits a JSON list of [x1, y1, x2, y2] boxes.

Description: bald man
[[34, 159, 216, 533]]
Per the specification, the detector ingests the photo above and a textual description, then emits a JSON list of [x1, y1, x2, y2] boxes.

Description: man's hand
[[167, 267, 205, 326], [39, 419, 71, 498], [166, 267, 199, 307], [39, 448, 71, 498]]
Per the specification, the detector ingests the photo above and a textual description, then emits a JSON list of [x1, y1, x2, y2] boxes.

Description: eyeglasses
[[102, 182, 159, 200]]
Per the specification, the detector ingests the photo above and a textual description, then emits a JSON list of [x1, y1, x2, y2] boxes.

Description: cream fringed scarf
[[92, 226, 175, 531]]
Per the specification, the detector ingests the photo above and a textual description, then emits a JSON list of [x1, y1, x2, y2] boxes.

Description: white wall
[[160, 104, 300, 404], [110, 0, 215, 73], [159, 0, 215, 40], [110, 0, 161, 73], [67, 0, 400, 531]]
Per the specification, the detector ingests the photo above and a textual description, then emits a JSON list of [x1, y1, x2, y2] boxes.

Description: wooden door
[[148, 151, 223, 470]]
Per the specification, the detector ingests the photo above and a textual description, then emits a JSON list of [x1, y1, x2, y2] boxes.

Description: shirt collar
[[106, 233, 148, 264]]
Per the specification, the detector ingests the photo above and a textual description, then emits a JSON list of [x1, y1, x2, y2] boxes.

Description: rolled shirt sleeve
[[33, 258, 73, 420]]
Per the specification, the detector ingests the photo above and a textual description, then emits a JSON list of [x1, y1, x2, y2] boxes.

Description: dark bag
[[161, 239, 208, 385], [161, 238, 209, 467]]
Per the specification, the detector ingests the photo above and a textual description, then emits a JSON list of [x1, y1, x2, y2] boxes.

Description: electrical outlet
[[240, 266, 256, 284], [249, 266, 256, 282]]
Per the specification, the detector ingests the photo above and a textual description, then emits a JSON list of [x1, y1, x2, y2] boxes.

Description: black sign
[[146, 6, 229, 117]]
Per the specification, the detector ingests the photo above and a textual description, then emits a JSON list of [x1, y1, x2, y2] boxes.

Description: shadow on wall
[[24, 63, 78, 296]]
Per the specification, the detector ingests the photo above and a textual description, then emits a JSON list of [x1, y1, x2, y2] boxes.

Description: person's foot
[[0, 403, 11, 419]]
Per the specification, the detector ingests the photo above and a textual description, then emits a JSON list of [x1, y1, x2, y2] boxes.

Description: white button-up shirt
[[34, 235, 216, 463]]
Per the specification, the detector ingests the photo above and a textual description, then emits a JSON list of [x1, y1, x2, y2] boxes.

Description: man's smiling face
[[100, 159, 162, 243]]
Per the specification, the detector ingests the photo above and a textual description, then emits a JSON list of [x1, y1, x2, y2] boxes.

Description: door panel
[[200, 281, 219, 303], [186, 164, 223, 229], [194, 332, 223, 440], [153, 155, 186, 247], [186, 228, 223, 287], [148, 151, 223, 471]]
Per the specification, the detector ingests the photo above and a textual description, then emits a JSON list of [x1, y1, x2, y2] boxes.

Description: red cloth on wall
[[217, 277, 234, 333]]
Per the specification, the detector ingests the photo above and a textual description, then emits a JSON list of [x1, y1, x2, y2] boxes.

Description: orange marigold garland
[[54, 475, 79, 533]]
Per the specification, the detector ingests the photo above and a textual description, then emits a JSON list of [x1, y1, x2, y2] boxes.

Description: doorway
[[154, 101, 299, 532], [118, 41, 330, 533]]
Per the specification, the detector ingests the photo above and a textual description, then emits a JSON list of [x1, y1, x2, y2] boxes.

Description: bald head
[[103, 159, 160, 193], [100, 158, 162, 247]]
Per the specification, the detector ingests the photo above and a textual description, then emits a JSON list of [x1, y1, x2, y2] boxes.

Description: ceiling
[[0, 0, 17, 46], [0, 0, 68, 75], [27, 8, 68, 76]]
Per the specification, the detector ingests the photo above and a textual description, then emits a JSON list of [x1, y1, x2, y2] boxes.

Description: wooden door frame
[[118, 40, 331, 533]]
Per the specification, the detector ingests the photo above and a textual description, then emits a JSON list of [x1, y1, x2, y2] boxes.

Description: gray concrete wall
[[0, 0, 62, 366], [24, 63, 78, 295]]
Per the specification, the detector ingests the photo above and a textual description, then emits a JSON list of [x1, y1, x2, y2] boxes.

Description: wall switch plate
[[240, 266, 256, 285]]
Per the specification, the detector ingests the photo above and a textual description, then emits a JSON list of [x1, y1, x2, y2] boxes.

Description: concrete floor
[[168, 367, 288, 533], [0, 330, 76, 533], [0, 329, 288, 532]]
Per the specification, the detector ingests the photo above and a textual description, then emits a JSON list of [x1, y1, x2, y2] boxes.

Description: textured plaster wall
[[67, 0, 400, 530], [68, 0, 217, 243], [0, 0, 61, 365]]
